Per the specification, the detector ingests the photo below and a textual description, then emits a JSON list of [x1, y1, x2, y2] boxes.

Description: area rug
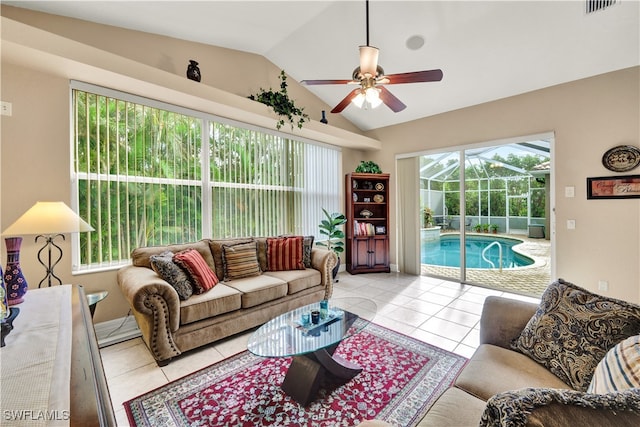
[[124, 322, 467, 427]]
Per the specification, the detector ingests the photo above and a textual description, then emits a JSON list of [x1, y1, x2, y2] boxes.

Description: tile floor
[[100, 272, 540, 425]]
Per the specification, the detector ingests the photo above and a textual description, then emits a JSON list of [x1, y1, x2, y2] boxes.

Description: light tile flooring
[[101, 272, 540, 425]]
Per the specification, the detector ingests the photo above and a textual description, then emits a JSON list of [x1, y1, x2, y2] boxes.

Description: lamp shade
[[2, 202, 94, 236]]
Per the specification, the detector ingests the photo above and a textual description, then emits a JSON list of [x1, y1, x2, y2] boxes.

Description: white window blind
[[71, 82, 341, 271]]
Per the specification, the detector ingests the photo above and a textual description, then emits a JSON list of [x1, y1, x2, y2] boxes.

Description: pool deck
[[421, 232, 551, 297]]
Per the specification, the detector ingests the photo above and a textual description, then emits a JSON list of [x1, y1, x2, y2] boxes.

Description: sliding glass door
[[417, 137, 552, 296]]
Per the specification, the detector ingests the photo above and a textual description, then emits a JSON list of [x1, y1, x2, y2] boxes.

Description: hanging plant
[[248, 70, 309, 130]]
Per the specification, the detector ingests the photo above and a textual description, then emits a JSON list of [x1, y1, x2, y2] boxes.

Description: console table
[[0, 285, 115, 426]]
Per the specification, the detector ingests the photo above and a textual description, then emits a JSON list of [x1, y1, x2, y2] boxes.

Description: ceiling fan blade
[[384, 69, 444, 84], [301, 79, 354, 86], [359, 45, 379, 77], [331, 89, 361, 113], [378, 86, 406, 112]]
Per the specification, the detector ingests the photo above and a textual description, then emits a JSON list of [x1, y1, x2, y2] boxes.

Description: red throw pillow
[[173, 248, 219, 294], [267, 236, 305, 271]]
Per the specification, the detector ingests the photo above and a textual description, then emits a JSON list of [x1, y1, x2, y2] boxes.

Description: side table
[[86, 290, 108, 318]]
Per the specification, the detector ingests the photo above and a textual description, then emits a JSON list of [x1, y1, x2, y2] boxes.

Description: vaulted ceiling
[[5, 1, 639, 131]]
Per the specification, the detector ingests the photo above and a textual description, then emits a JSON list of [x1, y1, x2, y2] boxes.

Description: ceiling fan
[[301, 0, 443, 114]]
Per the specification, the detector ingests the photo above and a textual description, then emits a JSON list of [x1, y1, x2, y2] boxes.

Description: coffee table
[[247, 297, 377, 406]]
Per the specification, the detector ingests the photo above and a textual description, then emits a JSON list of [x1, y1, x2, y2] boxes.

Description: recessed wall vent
[[586, 0, 617, 14]]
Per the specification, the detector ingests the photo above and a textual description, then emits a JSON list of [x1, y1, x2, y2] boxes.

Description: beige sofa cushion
[[180, 283, 242, 325], [224, 275, 288, 308], [455, 344, 570, 401], [132, 240, 215, 270], [264, 269, 321, 294], [418, 386, 486, 427]]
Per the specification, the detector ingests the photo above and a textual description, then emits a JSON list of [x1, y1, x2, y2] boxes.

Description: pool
[[421, 234, 534, 269]]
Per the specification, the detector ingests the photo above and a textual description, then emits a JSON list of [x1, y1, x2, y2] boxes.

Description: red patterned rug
[[124, 322, 467, 426]]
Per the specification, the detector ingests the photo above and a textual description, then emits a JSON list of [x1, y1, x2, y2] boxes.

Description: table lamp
[[2, 201, 94, 288]]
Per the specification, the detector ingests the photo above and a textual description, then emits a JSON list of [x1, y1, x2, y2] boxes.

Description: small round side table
[[86, 290, 108, 318]]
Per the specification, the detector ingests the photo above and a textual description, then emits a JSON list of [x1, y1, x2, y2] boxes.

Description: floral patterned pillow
[[510, 279, 640, 391]]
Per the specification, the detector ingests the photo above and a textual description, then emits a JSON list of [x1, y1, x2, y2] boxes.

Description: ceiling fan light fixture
[[365, 87, 382, 108], [359, 45, 379, 77], [351, 92, 366, 108], [351, 87, 382, 110]]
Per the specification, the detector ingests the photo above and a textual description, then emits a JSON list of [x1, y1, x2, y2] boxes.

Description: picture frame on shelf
[[586, 175, 640, 199], [375, 226, 386, 235]]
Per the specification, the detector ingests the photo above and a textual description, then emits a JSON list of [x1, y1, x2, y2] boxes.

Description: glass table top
[[86, 290, 108, 306], [247, 297, 377, 358]]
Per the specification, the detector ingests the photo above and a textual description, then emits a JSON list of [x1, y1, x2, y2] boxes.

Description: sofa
[[362, 279, 640, 426], [117, 236, 337, 365]]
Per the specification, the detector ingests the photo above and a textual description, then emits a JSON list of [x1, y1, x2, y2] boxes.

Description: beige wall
[[365, 67, 640, 303], [1, 7, 639, 327]]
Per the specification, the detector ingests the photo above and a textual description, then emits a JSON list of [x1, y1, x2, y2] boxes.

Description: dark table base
[[281, 343, 362, 406]]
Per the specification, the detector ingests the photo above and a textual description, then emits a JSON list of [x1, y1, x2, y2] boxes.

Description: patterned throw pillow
[[173, 249, 219, 294], [302, 235, 314, 268], [511, 279, 640, 391], [267, 236, 305, 271], [588, 335, 640, 393], [479, 387, 640, 427], [222, 241, 261, 281], [149, 251, 193, 300]]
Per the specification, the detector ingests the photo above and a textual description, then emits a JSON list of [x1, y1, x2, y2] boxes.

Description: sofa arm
[[117, 265, 182, 363], [310, 247, 338, 300], [480, 296, 538, 349]]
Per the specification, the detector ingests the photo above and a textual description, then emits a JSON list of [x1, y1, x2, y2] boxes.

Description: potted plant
[[355, 161, 382, 174], [422, 207, 433, 228], [317, 208, 347, 281], [490, 224, 499, 234], [482, 223, 490, 233], [248, 70, 309, 130], [474, 224, 482, 233]]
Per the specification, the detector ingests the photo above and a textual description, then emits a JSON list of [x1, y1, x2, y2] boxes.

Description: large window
[[72, 82, 340, 271]]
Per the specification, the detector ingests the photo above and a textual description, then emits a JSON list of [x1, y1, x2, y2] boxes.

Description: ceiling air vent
[[586, 0, 617, 13]]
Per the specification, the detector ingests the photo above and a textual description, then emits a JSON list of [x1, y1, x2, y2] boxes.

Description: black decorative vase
[[320, 110, 328, 124], [186, 60, 201, 82]]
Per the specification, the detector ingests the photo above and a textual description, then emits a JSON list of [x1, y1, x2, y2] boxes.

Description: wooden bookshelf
[[345, 173, 390, 274]]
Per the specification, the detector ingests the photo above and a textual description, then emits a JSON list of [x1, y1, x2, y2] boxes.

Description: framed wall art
[[586, 175, 640, 199]]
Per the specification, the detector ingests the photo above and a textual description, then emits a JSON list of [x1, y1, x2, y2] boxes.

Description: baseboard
[[94, 315, 141, 348]]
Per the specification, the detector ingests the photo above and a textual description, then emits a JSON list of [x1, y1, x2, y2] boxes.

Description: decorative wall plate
[[375, 182, 384, 191], [602, 145, 640, 172], [373, 194, 384, 203]]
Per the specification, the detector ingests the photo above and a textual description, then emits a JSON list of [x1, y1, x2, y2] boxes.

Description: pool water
[[421, 234, 534, 269]]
